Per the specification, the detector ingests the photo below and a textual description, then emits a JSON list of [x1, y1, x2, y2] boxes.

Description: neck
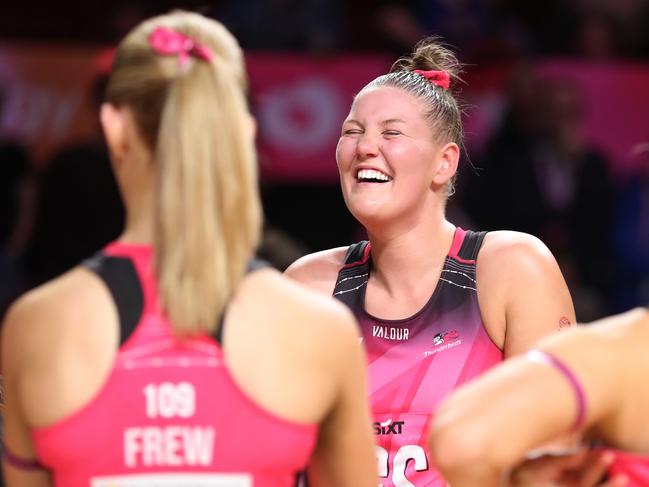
[[366, 217, 456, 297], [119, 175, 156, 246], [120, 208, 154, 245]]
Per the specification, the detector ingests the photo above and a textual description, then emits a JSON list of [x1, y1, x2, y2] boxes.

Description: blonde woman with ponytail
[[1, 11, 376, 487]]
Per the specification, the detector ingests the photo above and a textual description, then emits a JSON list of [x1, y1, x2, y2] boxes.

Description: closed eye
[[343, 129, 363, 136], [383, 130, 401, 136]]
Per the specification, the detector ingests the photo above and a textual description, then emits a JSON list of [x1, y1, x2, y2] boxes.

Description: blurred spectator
[[260, 182, 359, 253], [574, 11, 621, 60], [23, 66, 124, 287], [257, 223, 311, 271], [346, 0, 531, 61], [212, 0, 343, 51], [500, 0, 583, 57], [574, 0, 649, 58], [463, 70, 616, 320], [613, 142, 649, 310], [0, 88, 33, 318], [0, 142, 31, 318]]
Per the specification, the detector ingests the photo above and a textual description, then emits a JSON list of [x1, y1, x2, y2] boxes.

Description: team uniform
[[607, 450, 649, 486], [333, 227, 503, 486], [30, 242, 316, 487]]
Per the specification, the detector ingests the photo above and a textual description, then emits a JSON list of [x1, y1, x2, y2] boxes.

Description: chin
[[348, 201, 394, 227]]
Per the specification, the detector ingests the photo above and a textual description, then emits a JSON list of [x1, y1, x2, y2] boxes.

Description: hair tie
[[149, 26, 214, 66], [413, 69, 450, 90]]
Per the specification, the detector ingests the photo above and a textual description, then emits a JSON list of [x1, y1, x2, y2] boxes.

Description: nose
[[356, 132, 379, 159]]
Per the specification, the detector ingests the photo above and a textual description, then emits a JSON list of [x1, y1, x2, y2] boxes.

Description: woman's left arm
[[477, 231, 576, 357], [2, 297, 53, 487], [429, 306, 647, 487]]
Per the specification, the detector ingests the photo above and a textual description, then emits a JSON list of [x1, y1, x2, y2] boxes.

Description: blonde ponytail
[[156, 56, 261, 335], [107, 11, 262, 335]]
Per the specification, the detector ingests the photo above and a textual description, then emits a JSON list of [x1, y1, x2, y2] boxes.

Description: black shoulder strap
[[82, 252, 144, 346], [213, 258, 271, 344], [343, 240, 370, 266], [457, 231, 488, 261], [333, 241, 370, 310]]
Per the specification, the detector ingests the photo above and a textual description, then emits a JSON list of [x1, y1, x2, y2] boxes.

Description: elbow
[[429, 405, 506, 484], [430, 417, 484, 478]]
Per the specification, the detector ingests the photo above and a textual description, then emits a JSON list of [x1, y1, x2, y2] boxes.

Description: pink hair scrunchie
[[149, 26, 214, 66], [413, 69, 451, 90]]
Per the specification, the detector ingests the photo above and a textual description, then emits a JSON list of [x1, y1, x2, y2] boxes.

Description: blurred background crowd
[[1, 0, 649, 324]]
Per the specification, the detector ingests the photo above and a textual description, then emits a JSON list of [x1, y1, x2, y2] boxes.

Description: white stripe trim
[[333, 280, 368, 296], [439, 277, 477, 292]]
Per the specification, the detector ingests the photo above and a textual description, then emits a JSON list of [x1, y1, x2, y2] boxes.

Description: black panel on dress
[[82, 252, 144, 346], [457, 231, 487, 261]]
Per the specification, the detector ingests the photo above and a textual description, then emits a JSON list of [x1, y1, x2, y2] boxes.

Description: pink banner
[[0, 43, 103, 167], [0, 44, 647, 181]]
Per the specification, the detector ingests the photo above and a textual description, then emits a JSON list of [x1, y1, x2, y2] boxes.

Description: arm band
[[2, 441, 46, 471], [526, 349, 587, 432]]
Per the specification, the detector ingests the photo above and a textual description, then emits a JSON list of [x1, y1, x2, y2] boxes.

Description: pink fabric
[[149, 27, 214, 65], [31, 243, 317, 487], [607, 449, 649, 486], [448, 226, 467, 260], [413, 69, 451, 90]]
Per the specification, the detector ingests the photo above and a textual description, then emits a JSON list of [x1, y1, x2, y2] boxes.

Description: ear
[[432, 142, 460, 186], [100, 102, 127, 163]]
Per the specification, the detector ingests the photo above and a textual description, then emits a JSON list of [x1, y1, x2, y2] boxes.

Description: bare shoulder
[[238, 267, 359, 345], [479, 231, 555, 268], [283, 247, 348, 295], [2, 267, 118, 426], [3, 268, 113, 363], [477, 231, 561, 286], [224, 268, 362, 423]]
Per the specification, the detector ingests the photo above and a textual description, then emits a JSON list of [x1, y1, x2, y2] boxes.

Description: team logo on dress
[[424, 330, 462, 358], [432, 330, 459, 346]]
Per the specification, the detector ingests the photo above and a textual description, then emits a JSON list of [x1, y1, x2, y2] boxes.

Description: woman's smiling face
[[336, 86, 446, 226]]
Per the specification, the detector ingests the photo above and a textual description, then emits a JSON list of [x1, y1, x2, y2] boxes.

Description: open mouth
[[356, 169, 392, 183]]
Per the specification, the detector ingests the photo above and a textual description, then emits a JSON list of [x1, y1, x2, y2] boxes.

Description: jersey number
[[376, 445, 428, 487], [143, 382, 196, 419]]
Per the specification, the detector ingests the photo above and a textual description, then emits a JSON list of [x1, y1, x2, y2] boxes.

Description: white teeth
[[357, 169, 391, 182]]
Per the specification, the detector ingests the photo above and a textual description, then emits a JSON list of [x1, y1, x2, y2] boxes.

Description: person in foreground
[[430, 307, 649, 486], [1, 11, 377, 487], [285, 36, 575, 486]]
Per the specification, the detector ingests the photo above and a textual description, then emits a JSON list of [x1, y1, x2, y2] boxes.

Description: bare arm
[[429, 308, 648, 487], [2, 269, 116, 487], [478, 231, 576, 357], [308, 307, 377, 487], [2, 297, 53, 487]]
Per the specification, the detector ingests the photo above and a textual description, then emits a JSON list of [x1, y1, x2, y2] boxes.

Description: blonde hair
[[106, 11, 262, 335], [363, 37, 465, 198]]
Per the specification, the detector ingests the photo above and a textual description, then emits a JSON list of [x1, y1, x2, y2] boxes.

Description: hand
[[508, 448, 628, 487]]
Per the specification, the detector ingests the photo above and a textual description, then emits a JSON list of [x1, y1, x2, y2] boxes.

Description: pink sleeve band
[[526, 349, 587, 432]]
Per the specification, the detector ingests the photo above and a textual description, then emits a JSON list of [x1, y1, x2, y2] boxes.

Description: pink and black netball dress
[[30, 242, 316, 487], [333, 227, 503, 486]]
